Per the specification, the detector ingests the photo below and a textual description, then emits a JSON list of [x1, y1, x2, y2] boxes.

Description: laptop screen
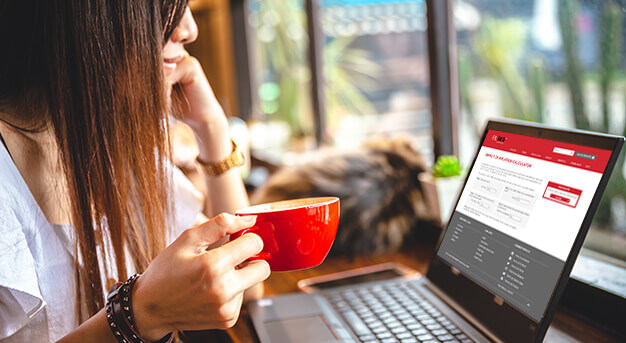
[[436, 129, 613, 322]]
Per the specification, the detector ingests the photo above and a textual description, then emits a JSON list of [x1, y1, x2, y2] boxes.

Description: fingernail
[[241, 215, 257, 224], [246, 233, 264, 249]]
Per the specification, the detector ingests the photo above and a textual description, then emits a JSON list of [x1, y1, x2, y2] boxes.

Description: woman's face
[[162, 7, 198, 78]]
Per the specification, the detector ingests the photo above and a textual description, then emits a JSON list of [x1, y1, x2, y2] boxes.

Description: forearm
[[57, 309, 116, 343], [191, 117, 249, 216]]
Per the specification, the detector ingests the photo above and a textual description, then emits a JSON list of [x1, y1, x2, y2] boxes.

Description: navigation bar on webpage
[[482, 130, 611, 173]]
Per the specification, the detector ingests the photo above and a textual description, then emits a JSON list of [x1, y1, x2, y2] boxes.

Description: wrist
[[190, 117, 232, 163], [128, 276, 172, 342]]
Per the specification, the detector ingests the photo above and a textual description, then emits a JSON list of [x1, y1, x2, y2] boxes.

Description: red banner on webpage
[[542, 181, 582, 208], [482, 130, 611, 173]]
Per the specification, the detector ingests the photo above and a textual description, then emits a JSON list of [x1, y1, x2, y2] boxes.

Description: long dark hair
[[0, 0, 188, 319]]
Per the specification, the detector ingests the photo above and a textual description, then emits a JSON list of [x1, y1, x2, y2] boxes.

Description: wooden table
[[181, 243, 623, 343]]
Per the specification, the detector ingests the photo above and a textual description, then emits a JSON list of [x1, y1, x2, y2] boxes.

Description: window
[[320, 1, 433, 161], [246, 0, 316, 162], [245, 0, 434, 163], [452, 0, 626, 261]]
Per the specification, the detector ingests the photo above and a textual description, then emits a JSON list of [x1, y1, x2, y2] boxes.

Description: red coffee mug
[[230, 197, 340, 271]]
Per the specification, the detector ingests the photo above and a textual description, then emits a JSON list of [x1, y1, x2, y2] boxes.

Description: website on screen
[[437, 130, 611, 321]]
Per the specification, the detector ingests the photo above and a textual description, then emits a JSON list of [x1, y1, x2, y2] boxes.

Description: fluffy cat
[[250, 136, 441, 257]]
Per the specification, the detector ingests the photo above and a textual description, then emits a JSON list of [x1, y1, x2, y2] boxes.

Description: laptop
[[246, 120, 624, 343]]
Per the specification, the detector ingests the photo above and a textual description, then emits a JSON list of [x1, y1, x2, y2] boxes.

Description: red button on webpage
[[549, 194, 570, 203]]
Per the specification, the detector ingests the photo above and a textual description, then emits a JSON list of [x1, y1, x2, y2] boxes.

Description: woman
[[0, 1, 269, 342]]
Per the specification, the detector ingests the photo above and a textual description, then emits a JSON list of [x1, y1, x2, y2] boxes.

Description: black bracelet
[[105, 274, 173, 343]]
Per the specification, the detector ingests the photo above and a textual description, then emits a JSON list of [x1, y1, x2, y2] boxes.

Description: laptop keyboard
[[325, 282, 475, 343]]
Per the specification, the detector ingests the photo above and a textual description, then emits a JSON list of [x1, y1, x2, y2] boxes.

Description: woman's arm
[[190, 106, 250, 217], [58, 309, 117, 343], [58, 214, 270, 342], [166, 54, 249, 217]]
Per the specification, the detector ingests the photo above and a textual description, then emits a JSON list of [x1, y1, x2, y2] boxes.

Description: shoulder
[[0, 149, 47, 340], [0, 149, 40, 224], [0, 144, 47, 247]]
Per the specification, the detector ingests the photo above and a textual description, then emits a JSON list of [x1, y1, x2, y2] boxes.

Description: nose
[[171, 7, 198, 45]]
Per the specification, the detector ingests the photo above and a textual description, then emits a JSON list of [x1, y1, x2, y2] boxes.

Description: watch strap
[[196, 139, 245, 177]]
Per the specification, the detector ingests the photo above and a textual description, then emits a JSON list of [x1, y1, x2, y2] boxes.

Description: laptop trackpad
[[265, 316, 338, 343]]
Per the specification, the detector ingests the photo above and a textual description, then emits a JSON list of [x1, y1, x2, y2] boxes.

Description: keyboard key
[[433, 314, 446, 321], [442, 341, 460, 343], [401, 338, 418, 343], [396, 313, 412, 321], [363, 316, 378, 324], [396, 332, 413, 339], [432, 329, 449, 336], [334, 300, 349, 308], [360, 311, 375, 319], [372, 326, 389, 334], [376, 332, 393, 339], [411, 328, 428, 336], [416, 334, 434, 341], [367, 320, 383, 329], [343, 311, 372, 336], [438, 334, 455, 340], [402, 317, 418, 325], [382, 338, 399, 343], [406, 323, 423, 330], [391, 326, 408, 334], [421, 318, 436, 325], [426, 323, 443, 331], [386, 321, 402, 329], [455, 334, 469, 340], [383, 316, 400, 325], [358, 334, 376, 341], [416, 314, 432, 321]]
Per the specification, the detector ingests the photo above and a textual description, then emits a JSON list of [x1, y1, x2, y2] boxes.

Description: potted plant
[[419, 155, 465, 224]]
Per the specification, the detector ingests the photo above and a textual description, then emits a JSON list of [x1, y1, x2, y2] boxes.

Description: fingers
[[234, 260, 271, 294], [165, 54, 202, 87], [192, 213, 257, 246], [210, 233, 264, 270]]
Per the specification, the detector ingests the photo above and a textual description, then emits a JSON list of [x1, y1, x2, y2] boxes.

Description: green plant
[[473, 17, 531, 120], [325, 36, 380, 126], [528, 56, 547, 123], [599, 0, 622, 131], [558, 0, 590, 130], [252, 0, 378, 138], [433, 155, 463, 178], [458, 48, 481, 137], [253, 0, 312, 136]]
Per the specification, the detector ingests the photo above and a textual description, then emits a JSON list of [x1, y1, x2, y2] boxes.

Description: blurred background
[[185, 0, 625, 268]]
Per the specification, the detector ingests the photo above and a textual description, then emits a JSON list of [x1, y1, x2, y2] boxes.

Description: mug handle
[[229, 227, 272, 261]]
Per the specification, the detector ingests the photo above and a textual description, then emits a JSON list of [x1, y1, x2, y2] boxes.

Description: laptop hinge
[[424, 281, 505, 343]]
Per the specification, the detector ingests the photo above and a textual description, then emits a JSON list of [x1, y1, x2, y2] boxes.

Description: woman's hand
[[165, 53, 228, 135], [131, 213, 270, 341]]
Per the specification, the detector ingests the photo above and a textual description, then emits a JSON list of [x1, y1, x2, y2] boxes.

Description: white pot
[[418, 173, 464, 224]]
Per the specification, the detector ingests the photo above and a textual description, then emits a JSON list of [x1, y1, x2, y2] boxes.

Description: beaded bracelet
[[105, 274, 173, 343]]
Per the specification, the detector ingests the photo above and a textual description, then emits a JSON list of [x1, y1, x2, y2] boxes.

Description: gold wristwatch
[[196, 139, 245, 177]]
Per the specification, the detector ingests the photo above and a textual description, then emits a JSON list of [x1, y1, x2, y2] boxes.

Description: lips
[[163, 55, 184, 74], [163, 55, 184, 64]]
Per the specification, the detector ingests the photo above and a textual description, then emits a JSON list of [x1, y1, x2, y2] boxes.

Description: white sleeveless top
[[0, 142, 204, 342]]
